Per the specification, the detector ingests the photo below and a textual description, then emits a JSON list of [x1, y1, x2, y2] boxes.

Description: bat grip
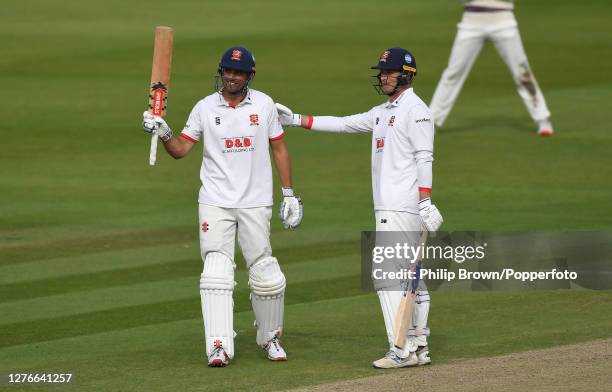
[[149, 133, 158, 166]]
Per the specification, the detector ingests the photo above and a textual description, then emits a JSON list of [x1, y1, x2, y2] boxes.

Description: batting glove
[[419, 198, 443, 232], [143, 111, 173, 141], [279, 187, 303, 229], [275, 103, 301, 127]]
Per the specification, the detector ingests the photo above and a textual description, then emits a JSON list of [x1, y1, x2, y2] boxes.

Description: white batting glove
[[419, 198, 443, 232], [143, 111, 173, 141], [279, 187, 303, 229], [275, 103, 302, 127]]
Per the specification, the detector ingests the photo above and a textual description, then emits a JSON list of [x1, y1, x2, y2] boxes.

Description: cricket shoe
[[372, 351, 418, 369], [416, 345, 431, 366], [264, 334, 287, 361], [537, 120, 554, 137], [208, 340, 230, 367]]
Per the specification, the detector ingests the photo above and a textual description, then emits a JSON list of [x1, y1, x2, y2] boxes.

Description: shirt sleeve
[[406, 104, 435, 191], [268, 101, 285, 141], [180, 102, 203, 143], [310, 109, 374, 133]]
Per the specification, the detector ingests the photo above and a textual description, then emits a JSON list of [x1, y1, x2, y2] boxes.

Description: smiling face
[[221, 68, 250, 95]]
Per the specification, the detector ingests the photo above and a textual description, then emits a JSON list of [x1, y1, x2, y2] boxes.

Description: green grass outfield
[[2, 0, 612, 390]]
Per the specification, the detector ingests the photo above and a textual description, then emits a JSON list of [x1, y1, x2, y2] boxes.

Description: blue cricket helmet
[[218, 46, 256, 73], [371, 47, 417, 75]]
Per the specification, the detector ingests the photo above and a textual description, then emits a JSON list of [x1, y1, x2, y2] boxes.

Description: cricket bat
[[147, 26, 174, 166], [393, 231, 429, 350]]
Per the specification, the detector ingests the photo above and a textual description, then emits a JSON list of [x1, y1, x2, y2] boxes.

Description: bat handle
[[149, 133, 158, 166]]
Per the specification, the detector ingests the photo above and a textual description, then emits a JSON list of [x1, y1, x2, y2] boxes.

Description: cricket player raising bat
[[277, 48, 443, 368], [430, 0, 554, 136], [143, 46, 303, 367]]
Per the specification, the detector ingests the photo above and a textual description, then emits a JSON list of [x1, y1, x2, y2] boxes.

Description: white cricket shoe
[[264, 334, 287, 361], [416, 345, 431, 366], [372, 350, 418, 369], [538, 120, 554, 137], [208, 340, 230, 367]]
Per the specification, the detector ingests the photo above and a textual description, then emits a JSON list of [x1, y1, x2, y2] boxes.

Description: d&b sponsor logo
[[223, 136, 255, 153]]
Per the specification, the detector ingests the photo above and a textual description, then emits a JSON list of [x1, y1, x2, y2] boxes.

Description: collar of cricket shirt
[[386, 87, 414, 108], [217, 89, 254, 108]]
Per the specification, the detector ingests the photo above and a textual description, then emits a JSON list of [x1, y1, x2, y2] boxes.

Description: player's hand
[[419, 198, 443, 232], [275, 103, 301, 127], [279, 187, 303, 229], [143, 111, 173, 141]]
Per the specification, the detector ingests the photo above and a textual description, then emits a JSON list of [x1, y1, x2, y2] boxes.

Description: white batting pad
[[409, 290, 431, 349], [248, 257, 286, 346], [200, 252, 236, 358]]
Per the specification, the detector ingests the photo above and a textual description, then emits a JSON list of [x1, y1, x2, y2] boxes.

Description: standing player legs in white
[[372, 211, 431, 369], [431, 9, 553, 135], [491, 25, 553, 135], [199, 205, 288, 366], [199, 204, 238, 367], [237, 207, 288, 361], [430, 27, 485, 128]]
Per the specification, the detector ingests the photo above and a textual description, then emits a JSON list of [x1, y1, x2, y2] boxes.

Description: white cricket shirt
[[180, 89, 284, 208], [310, 88, 434, 214]]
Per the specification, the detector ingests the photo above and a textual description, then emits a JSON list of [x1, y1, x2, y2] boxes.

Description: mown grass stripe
[[0, 241, 360, 301], [0, 254, 361, 325], [0, 230, 359, 269], [0, 244, 197, 285], [0, 228, 194, 266], [0, 275, 363, 349]]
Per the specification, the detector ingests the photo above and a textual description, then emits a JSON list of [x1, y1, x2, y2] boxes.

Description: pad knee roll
[[248, 256, 286, 297], [200, 251, 235, 290]]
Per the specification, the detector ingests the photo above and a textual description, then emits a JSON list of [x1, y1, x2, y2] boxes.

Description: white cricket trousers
[[430, 11, 551, 126], [199, 204, 272, 267]]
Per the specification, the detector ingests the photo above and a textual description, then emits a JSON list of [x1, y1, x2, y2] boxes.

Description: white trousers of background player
[[430, 12, 551, 127], [375, 210, 430, 356], [198, 204, 285, 358]]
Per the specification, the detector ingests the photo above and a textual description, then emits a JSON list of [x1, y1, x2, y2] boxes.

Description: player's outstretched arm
[[275, 103, 372, 134], [143, 111, 195, 159]]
